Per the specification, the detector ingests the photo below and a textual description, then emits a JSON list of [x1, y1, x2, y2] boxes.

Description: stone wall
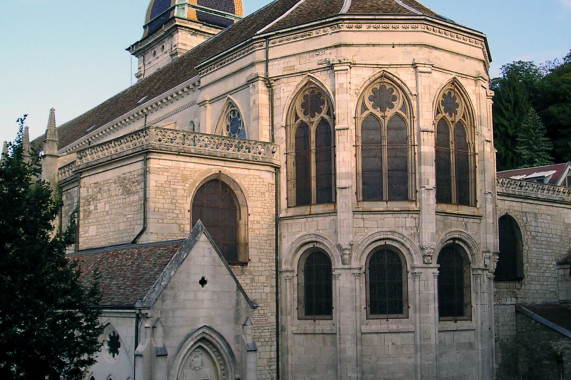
[[495, 180, 571, 379]]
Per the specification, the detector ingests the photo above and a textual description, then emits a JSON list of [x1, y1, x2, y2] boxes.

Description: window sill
[[438, 320, 475, 331], [435, 203, 481, 218], [361, 323, 414, 334], [282, 203, 336, 218], [354, 200, 419, 213], [292, 325, 336, 334]]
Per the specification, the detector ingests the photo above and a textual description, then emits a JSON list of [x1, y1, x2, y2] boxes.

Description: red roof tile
[[71, 240, 184, 308], [497, 163, 570, 185]]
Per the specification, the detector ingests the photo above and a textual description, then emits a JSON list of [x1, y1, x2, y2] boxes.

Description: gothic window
[[435, 82, 476, 206], [357, 76, 414, 201], [437, 244, 471, 320], [225, 103, 246, 138], [495, 215, 524, 281], [366, 246, 408, 318], [298, 249, 333, 319], [287, 83, 335, 206], [192, 179, 247, 264], [216, 99, 246, 139]]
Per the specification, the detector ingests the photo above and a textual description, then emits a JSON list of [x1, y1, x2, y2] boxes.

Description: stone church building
[[27, 0, 570, 379]]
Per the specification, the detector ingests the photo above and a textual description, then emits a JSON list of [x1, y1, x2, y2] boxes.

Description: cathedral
[[29, 0, 570, 379]]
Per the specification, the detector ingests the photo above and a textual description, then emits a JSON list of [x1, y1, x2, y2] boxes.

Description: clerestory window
[[435, 82, 476, 206], [357, 75, 414, 201], [287, 83, 335, 207]]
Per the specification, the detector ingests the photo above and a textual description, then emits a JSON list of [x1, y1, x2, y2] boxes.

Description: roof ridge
[[257, 0, 307, 34], [393, 0, 422, 15]]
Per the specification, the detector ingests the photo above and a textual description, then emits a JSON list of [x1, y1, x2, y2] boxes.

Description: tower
[[127, 0, 243, 80]]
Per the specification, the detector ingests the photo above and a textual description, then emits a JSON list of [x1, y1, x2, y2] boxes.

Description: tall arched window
[[192, 179, 247, 264], [366, 246, 408, 318], [357, 75, 414, 201], [437, 244, 471, 320], [435, 82, 476, 206], [297, 249, 333, 319], [287, 83, 335, 207], [495, 214, 524, 281]]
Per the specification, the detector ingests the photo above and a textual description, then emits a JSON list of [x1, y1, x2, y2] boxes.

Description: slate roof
[[497, 162, 571, 186], [33, 0, 471, 151], [518, 305, 571, 338], [71, 240, 184, 308]]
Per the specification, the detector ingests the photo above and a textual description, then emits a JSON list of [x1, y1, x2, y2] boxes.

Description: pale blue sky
[[1, 0, 569, 145]]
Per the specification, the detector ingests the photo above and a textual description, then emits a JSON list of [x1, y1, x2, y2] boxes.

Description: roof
[[70, 221, 257, 310], [517, 305, 571, 338], [144, 0, 244, 36], [497, 162, 571, 186], [33, 0, 480, 151], [71, 240, 184, 308]]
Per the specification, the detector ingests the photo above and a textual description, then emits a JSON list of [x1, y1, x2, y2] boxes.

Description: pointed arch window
[[298, 249, 333, 319], [357, 76, 414, 201], [287, 84, 335, 207], [495, 215, 524, 281], [437, 244, 471, 320], [192, 179, 247, 264], [217, 100, 246, 139], [435, 83, 476, 206]]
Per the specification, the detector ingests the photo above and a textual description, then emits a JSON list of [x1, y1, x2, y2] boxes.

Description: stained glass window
[[434, 83, 475, 206], [358, 77, 412, 201], [287, 84, 335, 207], [225, 105, 246, 139]]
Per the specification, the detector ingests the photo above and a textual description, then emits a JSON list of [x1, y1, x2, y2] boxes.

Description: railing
[[73, 126, 279, 170], [497, 177, 571, 203], [58, 161, 78, 182]]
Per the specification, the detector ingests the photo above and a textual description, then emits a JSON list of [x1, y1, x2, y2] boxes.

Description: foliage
[[0, 116, 102, 379], [491, 61, 542, 170], [492, 52, 571, 169], [515, 107, 554, 168], [536, 50, 571, 162]]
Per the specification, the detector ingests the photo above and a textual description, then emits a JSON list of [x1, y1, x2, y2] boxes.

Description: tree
[[515, 107, 554, 168], [491, 61, 543, 170], [0, 116, 102, 379], [536, 50, 571, 162]]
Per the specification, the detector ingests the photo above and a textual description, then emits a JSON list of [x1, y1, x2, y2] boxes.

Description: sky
[[1, 0, 570, 146]]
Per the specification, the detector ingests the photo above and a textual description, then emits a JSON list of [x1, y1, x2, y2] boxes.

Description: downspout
[[132, 113, 148, 244], [264, 36, 280, 379], [75, 177, 81, 252], [131, 152, 148, 244], [134, 311, 140, 380]]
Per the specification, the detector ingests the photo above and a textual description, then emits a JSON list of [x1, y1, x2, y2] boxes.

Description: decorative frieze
[[497, 177, 571, 204], [73, 126, 279, 172]]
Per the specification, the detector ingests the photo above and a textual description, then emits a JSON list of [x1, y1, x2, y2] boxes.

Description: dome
[[144, 0, 243, 36]]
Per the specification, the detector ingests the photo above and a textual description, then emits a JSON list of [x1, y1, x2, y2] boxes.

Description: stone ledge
[[497, 177, 571, 204]]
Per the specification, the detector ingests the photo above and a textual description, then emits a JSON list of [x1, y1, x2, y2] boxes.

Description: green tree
[[515, 107, 554, 168], [536, 50, 571, 162], [491, 61, 543, 170], [0, 116, 102, 379]]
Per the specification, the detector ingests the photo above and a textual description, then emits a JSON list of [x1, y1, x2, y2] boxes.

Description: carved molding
[[72, 126, 279, 172], [497, 177, 571, 204], [420, 244, 435, 265]]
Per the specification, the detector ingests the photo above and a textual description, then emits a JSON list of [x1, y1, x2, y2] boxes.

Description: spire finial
[[46, 108, 58, 142]]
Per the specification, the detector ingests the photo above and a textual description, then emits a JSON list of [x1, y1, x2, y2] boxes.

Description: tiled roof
[[71, 240, 184, 308], [497, 162, 570, 185], [33, 0, 458, 151], [518, 305, 571, 338]]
